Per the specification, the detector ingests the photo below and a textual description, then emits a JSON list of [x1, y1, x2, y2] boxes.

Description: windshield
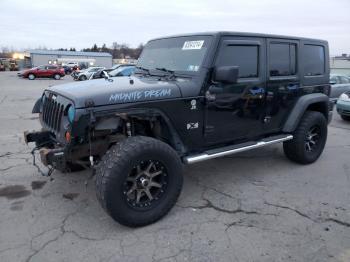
[[137, 36, 212, 74]]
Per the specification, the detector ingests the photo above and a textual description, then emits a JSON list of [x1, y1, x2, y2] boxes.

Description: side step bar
[[184, 134, 293, 164]]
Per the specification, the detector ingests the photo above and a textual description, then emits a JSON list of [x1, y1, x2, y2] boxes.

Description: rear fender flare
[[282, 93, 329, 132]]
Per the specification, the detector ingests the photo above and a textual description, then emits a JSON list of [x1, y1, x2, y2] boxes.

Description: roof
[[150, 31, 327, 43], [26, 50, 112, 57]]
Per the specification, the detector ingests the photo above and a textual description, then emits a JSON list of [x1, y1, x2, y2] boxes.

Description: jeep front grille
[[42, 98, 64, 132]]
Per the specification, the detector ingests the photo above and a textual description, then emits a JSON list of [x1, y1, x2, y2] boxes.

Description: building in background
[[113, 58, 138, 65], [23, 50, 112, 68], [330, 54, 350, 76]]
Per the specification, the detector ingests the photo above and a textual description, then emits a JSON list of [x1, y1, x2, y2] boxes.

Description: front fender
[[32, 97, 42, 113]]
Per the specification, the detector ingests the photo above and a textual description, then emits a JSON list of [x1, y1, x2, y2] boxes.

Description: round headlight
[[67, 105, 75, 123]]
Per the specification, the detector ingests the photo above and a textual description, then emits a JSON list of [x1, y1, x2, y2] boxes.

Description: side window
[[269, 43, 296, 77], [121, 68, 131, 76], [304, 45, 325, 76], [47, 66, 57, 70], [216, 45, 259, 78]]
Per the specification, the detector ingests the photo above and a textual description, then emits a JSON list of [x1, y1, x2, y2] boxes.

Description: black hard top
[[150, 31, 327, 44]]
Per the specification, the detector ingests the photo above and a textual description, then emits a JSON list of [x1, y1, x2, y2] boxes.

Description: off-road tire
[[95, 136, 183, 227], [28, 74, 35, 80], [79, 75, 87, 81], [340, 114, 350, 121], [283, 111, 327, 164], [53, 74, 61, 80]]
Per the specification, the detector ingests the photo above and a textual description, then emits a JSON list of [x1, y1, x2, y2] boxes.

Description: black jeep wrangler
[[25, 32, 333, 227]]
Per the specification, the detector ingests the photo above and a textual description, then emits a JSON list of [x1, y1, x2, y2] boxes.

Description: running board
[[184, 134, 293, 164]]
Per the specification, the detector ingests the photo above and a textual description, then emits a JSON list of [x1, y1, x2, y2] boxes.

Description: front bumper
[[336, 100, 350, 116], [38, 147, 66, 169], [24, 130, 67, 171]]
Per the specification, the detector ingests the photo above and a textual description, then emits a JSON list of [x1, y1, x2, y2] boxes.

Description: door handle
[[205, 91, 216, 102]]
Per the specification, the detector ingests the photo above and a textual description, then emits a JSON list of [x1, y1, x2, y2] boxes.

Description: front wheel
[[79, 75, 87, 81], [283, 111, 327, 164], [28, 74, 35, 80], [53, 74, 61, 80], [95, 136, 183, 227]]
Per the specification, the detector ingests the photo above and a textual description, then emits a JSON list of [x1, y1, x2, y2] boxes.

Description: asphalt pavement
[[0, 72, 350, 262]]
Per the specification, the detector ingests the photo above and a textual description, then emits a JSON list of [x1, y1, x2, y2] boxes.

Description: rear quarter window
[[303, 45, 325, 76]]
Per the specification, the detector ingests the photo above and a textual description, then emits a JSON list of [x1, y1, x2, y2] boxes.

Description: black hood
[[47, 76, 182, 108]]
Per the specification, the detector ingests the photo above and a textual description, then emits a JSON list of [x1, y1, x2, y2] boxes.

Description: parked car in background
[[19, 65, 65, 80], [330, 74, 350, 102], [66, 62, 79, 68], [336, 91, 350, 121], [89, 65, 136, 80], [62, 65, 73, 74], [108, 66, 135, 77], [109, 63, 135, 71], [72, 66, 105, 81]]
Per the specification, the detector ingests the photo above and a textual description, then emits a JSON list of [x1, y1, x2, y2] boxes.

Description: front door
[[205, 37, 266, 145]]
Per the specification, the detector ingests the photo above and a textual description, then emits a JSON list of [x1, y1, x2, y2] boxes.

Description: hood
[[47, 76, 182, 108]]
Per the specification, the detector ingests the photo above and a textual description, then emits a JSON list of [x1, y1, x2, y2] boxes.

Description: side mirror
[[329, 80, 336, 85], [213, 66, 239, 84]]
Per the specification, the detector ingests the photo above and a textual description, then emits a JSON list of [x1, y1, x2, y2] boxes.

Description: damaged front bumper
[[24, 130, 67, 174]]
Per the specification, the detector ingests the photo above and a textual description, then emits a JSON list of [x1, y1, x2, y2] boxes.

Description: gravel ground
[[0, 71, 350, 262]]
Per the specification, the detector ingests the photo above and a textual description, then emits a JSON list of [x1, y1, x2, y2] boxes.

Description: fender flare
[[94, 107, 186, 154], [282, 93, 329, 132], [125, 108, 186, 154], [32, 97, 42, 113]]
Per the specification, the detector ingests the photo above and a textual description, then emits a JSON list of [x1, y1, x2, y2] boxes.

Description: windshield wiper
[[135, 66, 151, 75], [155, 67, 176, 79]]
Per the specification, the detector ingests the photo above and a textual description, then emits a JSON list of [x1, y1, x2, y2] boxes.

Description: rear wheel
[[283, 111, 327, 164], [53, 74, 61, 80], [28, 74, 35, 80], [95, 136, 183, 227], [79, 75, 87, 81], [341, 114, 350, 121]]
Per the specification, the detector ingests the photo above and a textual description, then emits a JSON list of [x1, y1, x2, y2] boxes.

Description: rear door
[[47, 66, 57, 77], [264, 39, 300, 133]]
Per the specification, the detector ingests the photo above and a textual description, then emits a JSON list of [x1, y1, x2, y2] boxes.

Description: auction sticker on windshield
[[182, 40, 204, 50]]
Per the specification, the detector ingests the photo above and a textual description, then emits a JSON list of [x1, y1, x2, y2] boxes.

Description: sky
[[1, 0, 349, 55]]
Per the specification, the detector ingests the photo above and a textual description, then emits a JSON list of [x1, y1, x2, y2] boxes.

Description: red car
[[21, 65, 65, 80]]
